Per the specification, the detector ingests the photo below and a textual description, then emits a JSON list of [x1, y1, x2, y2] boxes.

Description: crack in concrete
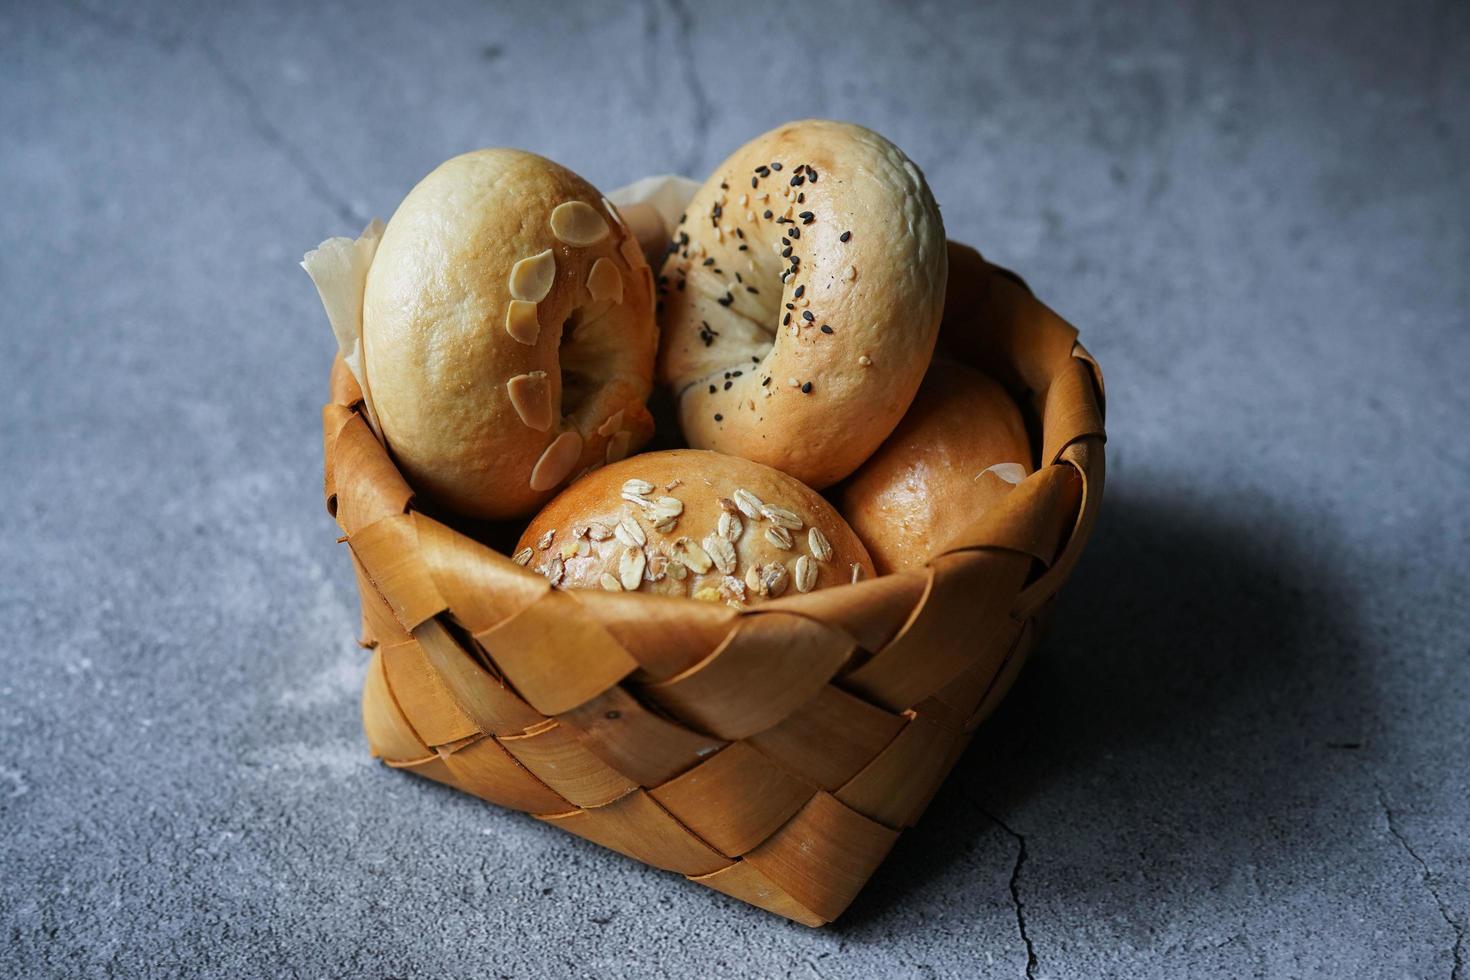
[[1377, 782, 1464, 980], [197, 39, 366, 229], [63, 1, 365, 230], [962, 790, 1039, 980]]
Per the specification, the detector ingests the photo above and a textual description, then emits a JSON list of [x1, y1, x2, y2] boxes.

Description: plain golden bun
[[363, 149, 657, 520], [655, 120, 947, 489], [837, 361, 1032, 575], [514, 449, 874, 605]]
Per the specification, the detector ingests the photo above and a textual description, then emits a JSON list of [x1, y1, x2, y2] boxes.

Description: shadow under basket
[[322, 246, 1106, 927]]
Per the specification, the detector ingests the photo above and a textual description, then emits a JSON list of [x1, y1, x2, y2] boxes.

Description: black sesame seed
[[678, 232, 689, 244], [802, 310, 815, 322], [785, 303, 794, 310], [678, 213, 687, 224], [794, 285, 805, 298], [763, 209, 773, 219], [762, 377, 771, 386], [702, 257, 714, 266], [781, 237, 790, 246], [820, 324, 834, 334], [797, 193, 805, 204], [808, 167, 819, 182], [709, 384, 716, 394], [782, 246, 792, 257], [840, 230, 852, 242], [751, 176, 759, 189], [724, 381, 732, 390], [735, 228, 745, 239], [790, 174, 804, 186], [738, 244, 748, 251], [801, 381, 813, 393], [798, 211, 814, 221], [735, 272, 743, 283], [771, 162, 782, 171], [718, 293, 734, 306], [714, 413, 723, 421], [755, 165, 770, 176], [789, 226, 800, 239], [713, 267, 722, 274], [783, 313, 791, 325], [733, 370, 742, 377], [746, 286, 759, 294]]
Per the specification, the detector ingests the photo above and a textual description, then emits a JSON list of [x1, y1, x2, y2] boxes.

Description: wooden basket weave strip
[[323, 248, 1106, 926]]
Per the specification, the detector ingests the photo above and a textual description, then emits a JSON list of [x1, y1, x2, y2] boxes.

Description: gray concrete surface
[[3, 1, 1467, 977]]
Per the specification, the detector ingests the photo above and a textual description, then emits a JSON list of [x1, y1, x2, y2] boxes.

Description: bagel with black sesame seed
[[655, 120, 948, 489]]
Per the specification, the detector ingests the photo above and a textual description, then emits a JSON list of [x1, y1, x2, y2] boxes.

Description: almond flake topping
[[536, 529, 555, 550], [550, 200, 610, 246], [586, 257, 624, 304], [596, 410, 625, 438], [528, 431, 582, 492], [599, 572, 623, 592], [586, 522, 613, 542], [509, 249, 556, 302], [507, 371, 552, 431], [505, 300, 541, 345]]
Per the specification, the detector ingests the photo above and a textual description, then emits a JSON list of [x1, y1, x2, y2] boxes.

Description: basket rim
[[325, 246, 1104, 617]]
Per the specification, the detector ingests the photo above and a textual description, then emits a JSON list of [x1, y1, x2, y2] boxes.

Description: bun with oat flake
[[513, 449, 874, 605], [359, 149, 658, 520], [655, 119, 948, 489]]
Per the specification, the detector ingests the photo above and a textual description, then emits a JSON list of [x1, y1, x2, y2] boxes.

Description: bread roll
[[363, 149, 658, 519], [837, 361, 1032, 574], [514, 449, 874, 606], [655, 120, 947, 489]]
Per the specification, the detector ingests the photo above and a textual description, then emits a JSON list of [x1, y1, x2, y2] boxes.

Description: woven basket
[[322, 242, 1105, 926]]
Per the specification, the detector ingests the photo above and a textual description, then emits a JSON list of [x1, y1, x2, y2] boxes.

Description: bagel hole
[[557, 309, 601, 418]]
